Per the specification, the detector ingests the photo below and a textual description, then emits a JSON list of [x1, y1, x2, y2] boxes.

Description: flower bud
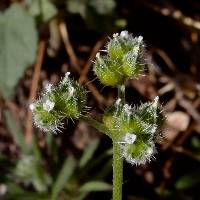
[[94, 55, 125, 86], [93, 31, 146, 86], [30, 73, 87, 133], [122, 140, 156, 165], [135, 97, 165, 128], [107, 31, 137, 61], [103, 96, 165, 165]]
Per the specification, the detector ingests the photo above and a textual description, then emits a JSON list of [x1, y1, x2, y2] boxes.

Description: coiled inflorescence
[[103, 97, 165, 165], [94, 31, 145, 86], [30, 72, 87, 133]]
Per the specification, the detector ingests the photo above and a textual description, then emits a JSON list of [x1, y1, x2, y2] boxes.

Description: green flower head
[[93, 31, 146, 87], [103, 96, 165, 165], [30, 72, 87, 133]]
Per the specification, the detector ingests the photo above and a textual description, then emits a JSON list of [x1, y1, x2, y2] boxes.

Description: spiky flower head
[[103, 96, 165, 165], [93, 31, 146, 86], [30, 72, 87, 133]]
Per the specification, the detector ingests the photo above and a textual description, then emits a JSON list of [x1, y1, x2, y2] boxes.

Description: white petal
[[43, 99, 55, 112], [120, 30, 129, 38]]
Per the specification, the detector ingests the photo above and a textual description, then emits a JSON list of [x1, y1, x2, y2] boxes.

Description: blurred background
[[0, 0, 200, 199]]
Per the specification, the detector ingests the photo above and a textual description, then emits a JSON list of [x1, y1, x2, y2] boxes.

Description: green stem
[[113, 140, 123, 200], [80, 115, 112, 138], [118, 85, 125, 104]]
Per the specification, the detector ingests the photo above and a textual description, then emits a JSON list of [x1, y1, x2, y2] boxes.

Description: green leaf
[[89, 0, 115, 15], [79, 181, 112, 192], [175, 168, 200, 189], [51, 156, 77, 200], [4, 110, 28, 153], [32, 162, 52, 193], [66, 0, 87, 18], [0, 4, 37, 98], [28, 0, 57, 22], [79, 138, 100, 168], [94, 159, 112, 179], [32, 139, 52, 192]]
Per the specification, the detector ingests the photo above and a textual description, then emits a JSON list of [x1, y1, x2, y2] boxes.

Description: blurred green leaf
[[51, 155, 77, 200], [89, 0, 115, 15], [67, 0, 115, 17], [4, 110, 28, 153], [15, 153, 51, 193], [2, 192, 50, 200], [175, 168, 200, 189], [80, 148, 112, 176], [32, 162, 52, 193], [28, 0, 57, 22], [0, 4, 37, 98], [79, 181, 112, 192], [67, 0, 87, 18], [94, 159, 112, 179], [32, 139, 52, 193], [79, 138, 100, 168], [191, 136, 200, 150]]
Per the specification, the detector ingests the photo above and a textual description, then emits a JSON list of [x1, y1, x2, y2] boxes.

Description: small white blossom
[[113, 33, 119, 38], [69, 86, 75, 97], [123, 104, 132, 116], [29, 103, 35, 111], [146, 147, 154, 156], [124, 133, 137, 144], [43, 99, 55, 112], [115, 98, 121, 105], [137, 36, 143, 43], [45, 83, 53, 92], [96, 52, 100, 59], [120, 30, 129, 38], [62, 72, 70, 84], [152, 96, 159, 107]]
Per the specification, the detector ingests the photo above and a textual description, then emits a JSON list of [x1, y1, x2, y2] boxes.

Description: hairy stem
[[80, 115, 112, 138], [113, 140, 123, 200]]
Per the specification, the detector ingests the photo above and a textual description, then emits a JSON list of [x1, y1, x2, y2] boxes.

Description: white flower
[[124, 133, 137, 144], [115, 98, 121, 105], [137, 35, 143, 43], [120, 30, 129, 38], [123, 104, 132, 116], [96, 52, 100, 59], [62, 72, 71, 84], [113, 33, 119, 38], [29, 103, 35, 111], [45, 83, 53, 92], [69, 86, 75, 97], [118, 133, 137, 145], [152, 96, 159, 107], [43, 99, 55, 112]]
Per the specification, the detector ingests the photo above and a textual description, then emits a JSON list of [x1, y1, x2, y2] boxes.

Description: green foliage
[[79, 181, 112, 192], [79, 138, 100, 168], [51, 156, 77, 200], [15, 155, 52, 193], [67, 0, 115, 18], [175, 168, 200, 189], [4, 110, 28, 153], [66, 0, 118, 33], [28, 0, 57, 22], [0, 4, 37, 98]]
